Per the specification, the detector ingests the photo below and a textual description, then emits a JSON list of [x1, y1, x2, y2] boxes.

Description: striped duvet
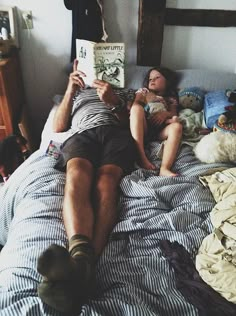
[[0, 143, 234, 316]]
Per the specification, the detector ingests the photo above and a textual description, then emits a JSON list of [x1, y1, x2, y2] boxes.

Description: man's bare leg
[[63, 158, 96, 287], [93, 164, 123, 256], [63, 157, 94, 240], [37, 157, 95, 313]]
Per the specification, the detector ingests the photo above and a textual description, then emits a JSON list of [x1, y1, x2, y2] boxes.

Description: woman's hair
[[143, 67, 178, 96]]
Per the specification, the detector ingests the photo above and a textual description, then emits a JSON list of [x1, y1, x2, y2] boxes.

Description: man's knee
[[95, 165, 123, 192], [65, 158, 93, 192], [67, 158, 93, 175]]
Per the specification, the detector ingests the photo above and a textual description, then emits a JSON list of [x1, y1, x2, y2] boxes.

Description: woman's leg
[[158, 122, 182, 176], [130, 104, 156, 170]]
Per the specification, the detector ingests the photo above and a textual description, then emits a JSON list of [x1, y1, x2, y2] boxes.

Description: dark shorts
[[146, 120, 165, 141], [55, 125, 136, 174]]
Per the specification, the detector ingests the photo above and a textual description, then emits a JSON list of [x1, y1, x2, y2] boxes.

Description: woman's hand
[[149, 111, 169, 126]]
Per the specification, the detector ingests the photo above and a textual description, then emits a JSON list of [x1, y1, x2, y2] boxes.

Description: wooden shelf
[[0, 51, 25, 140]]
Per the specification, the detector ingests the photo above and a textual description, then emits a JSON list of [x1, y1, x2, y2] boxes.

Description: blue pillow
[[204, 90, 233, 129]]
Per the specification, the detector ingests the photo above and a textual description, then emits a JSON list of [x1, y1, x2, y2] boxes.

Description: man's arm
[[53, 60, 86, 132], [52, 91, 74, 133], [92, 79, 121, 106], [92, 79, 131, 126]]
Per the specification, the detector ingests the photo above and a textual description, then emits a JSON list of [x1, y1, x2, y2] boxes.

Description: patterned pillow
[[204, 90, 233, 129]]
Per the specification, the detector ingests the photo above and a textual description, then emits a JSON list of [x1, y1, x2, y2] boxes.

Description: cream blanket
[[196, 168, 236, 303], [179, 108, 204, 143]]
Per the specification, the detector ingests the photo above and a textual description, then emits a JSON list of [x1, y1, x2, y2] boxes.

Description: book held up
[[76, 39, 125, 88]]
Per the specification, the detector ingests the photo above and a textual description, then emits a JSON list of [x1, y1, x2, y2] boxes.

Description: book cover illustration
[[76, 39, 125, 88]]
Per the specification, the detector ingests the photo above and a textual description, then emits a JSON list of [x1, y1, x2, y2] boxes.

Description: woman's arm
[[149, 96, 178, 126], [131, 90, 146, 108], [166, 96, 178, 117]]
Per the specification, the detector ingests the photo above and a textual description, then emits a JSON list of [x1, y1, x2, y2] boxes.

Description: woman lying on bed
[[129, 67, 182, 176]]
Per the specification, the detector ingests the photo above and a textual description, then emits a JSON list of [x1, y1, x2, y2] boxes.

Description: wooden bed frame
[[137, 0, 236, 66]]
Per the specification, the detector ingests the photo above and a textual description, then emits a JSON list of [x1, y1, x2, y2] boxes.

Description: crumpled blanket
[[196, 167, 236, 303], [179, 108, 204, 144], [160, 240, 236, 316]]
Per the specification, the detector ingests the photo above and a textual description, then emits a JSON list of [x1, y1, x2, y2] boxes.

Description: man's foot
[[37, 244, 77, 281], [37, 240, 95, 314], [37, 279, 83, 314], [159, 167, 179, 177]]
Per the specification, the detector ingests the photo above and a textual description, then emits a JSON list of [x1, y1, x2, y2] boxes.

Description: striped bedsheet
[[0, 143, 234, 316]]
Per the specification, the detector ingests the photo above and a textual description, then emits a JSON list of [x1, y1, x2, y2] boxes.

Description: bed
[[0, 66, 236, 316]]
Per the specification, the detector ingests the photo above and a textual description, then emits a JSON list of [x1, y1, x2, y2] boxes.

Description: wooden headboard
[[137, 0, 236, 66]]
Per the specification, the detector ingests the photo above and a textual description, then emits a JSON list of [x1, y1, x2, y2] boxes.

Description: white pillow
[[40, 99, 75, 153], [125, 65, 236, 91]]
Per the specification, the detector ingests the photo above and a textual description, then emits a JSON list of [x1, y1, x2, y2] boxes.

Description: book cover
[[76, 39, 125, 88]]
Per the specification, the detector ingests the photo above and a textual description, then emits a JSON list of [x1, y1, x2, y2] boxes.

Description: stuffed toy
[[178, 86, 205, 112], [218, 89, 236, 125], [194, 131, 236, 163], [144, 101, 167, 115]]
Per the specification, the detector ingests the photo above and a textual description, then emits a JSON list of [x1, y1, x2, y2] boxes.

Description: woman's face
[[148, 70, 167, 94]]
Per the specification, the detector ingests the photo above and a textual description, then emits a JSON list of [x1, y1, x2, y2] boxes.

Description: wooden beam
[[165, 9, 236, 27], [137, 0, 166, 66], [137, 3, 236, 66]]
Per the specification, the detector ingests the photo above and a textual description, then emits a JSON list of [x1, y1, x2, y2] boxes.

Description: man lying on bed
[[37, 59, 136, 313]]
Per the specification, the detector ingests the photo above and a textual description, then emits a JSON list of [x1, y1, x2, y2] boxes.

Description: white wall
[[162, 0, 236, 70], [1, 0, 236, 146], [1, 0, 72, 145]]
